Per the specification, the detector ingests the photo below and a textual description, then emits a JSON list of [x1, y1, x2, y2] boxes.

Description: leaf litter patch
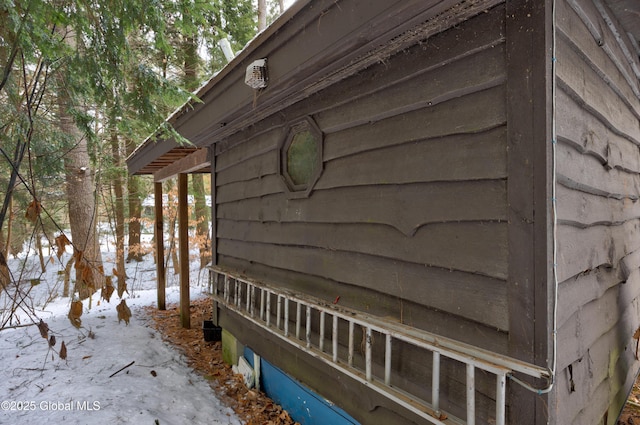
[[144, 298, 299, 425]]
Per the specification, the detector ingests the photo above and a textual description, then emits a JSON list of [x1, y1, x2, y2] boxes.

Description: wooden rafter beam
[[154, 148, 210, 182]]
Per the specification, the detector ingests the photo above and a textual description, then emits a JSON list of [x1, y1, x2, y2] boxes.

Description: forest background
[[0, 0, 287, 329]]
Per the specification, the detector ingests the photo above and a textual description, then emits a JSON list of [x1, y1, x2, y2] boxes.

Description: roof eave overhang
[[127, 0, 640, 180]]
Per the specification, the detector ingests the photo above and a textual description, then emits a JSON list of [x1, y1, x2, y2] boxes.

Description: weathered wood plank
[[557, 219, 640, 283], [556, 139, 640, 200], [556, 39, 640, 146], [218, 219, 508, 279], [218, 180, 507, 237], [557, 0, 640, 117], [316, 127, 507, 190], [218, 253, 510, 338], [314, 43, 506, 134], [557, 269, 640, 373], [216, 150, 278, 187], [555, 292, 640, 425], [323, 85, 506, 161], [215, 127, 283, 172], [556, 87, 640, 173], [217, 174, 283, 204], [556, 265, 621, 330], [556, 183, 640, 227], [618, 247, 640, 281]]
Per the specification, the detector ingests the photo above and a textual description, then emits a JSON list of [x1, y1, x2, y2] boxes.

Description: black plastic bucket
[[202, 320, 222, 342]]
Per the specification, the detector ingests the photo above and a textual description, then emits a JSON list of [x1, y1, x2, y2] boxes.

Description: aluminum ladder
[[208, 266, 549, 425]]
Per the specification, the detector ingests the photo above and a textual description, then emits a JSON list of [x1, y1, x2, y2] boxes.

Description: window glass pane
[[287, 130, 318, 186]]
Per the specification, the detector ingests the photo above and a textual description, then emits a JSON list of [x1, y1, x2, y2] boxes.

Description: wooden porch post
[[209, 147, 218, 324], [154, 181, 166, 310], [178, 173, 191, 328]]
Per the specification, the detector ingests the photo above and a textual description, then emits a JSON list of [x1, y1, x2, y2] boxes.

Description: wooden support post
[[178, 173, 190, 329], [210, 148, 219, 325], [154, 182, 166, 310]]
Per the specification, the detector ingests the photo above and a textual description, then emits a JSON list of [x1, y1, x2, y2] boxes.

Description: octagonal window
[[280, 117, 323, 196], [287, 130, 318, 185]]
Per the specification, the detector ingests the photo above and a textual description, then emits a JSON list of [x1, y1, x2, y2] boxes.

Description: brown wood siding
[[555, 0, 640, 424], [215, 8, 508, 350], [214, 6, 508, 423]]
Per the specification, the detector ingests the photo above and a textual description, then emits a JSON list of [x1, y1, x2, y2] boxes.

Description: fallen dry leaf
[[54, 234, 71, 259], [101, 276, 115, 303], [68, 300, 83, 328], [37, 319, 49, 339], [116, 299, 131, 325], [25, 200, 42, 223]]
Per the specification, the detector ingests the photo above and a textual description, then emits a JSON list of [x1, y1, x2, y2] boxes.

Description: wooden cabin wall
[[554, 1, 640, 424], [215, 2, 508, 354], [214, 5, 508, 424]]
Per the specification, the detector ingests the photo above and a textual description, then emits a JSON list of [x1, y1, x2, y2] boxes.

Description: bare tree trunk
[[62, 255, 75, 298], [126, 138, 143, 262], [109, 126, 126, 289], [278, 0, 284, 14], [164, 181, 180, 274], [62, 135, 103, 299], [58, 94, 103, 299], [168, 203, 180, 275], [258, 0, 267, 31], [36, 227, 45, 273], [126, 175, 143, 262], [4, 196, 13, 260], [192, 174, 210, 268]]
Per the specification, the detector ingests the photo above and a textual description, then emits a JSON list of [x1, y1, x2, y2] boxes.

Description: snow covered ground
[[0, 245, 240, 425]]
